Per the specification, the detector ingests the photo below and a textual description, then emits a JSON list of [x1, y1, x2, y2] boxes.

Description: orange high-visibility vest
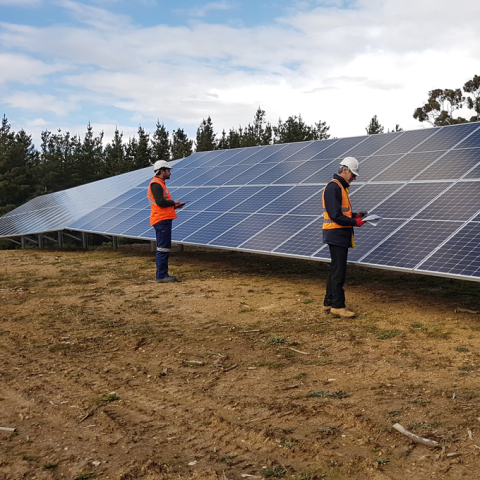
[[148, 177, 177, 226], [322, 179, 352, 230]]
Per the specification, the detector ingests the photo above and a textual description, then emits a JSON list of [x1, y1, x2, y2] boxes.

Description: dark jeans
[[153, 219, 173, 279], [324, 244, 348, 309]]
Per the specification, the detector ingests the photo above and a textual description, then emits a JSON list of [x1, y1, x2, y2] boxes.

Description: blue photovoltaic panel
[[105, 210, 149, 235], [237, 144, 286, 165], [174, 188, 211, 205], [203, 165, 249, 186], [417, 182, 480, 221], [210, 214, 279, 248], [258, 142, 312, 163], [248, 161, 304, 185], [129, 198, 149, 210], [373, 182, 451, 219], [348, 219, 405, 262], [372, 151, 443, 182], [186, 187, 238, 211], [417, 223, 480, 277], [183, 213, 250, 244], [184, 165, 234, 186], [313, 137, 366, 159], [312, 245, 330, 259], [356, 154, 405, 182], [415, 148, 480, 180], [168, 167, 215, 186], [361, 220, 461, 269], [455, 127, 480, 149], [374, 128, 438, 155], [230, 186, 289, 213], [290, 139, 339, 160], [462, 164, 480, 179], [173, 210, 201, 227], [273, 159, 331, 184], [240, 215, 316, 251], [273, 218, 324, 256], [411, 123, 480, 152], [258, 186, 319, 214], [5, 123, 480, 283], [300, 160, 337, 184], [87, 209, 135, 233], [350, 184, 404, 213], [205, 186, 264, 212], [201, 148, 246, 167], [288, 191, 323, 216], [346, 132, 402, 157], [217, 146, 267, 166], [225, 163, 275, 185], [172, 212, 219, 241], [122, 216, 152, 238], [169, 151, 210, 169], [68, 208, 109, 230]]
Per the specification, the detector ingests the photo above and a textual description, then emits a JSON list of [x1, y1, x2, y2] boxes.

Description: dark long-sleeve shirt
[[322, 174, 357, 248], [151, 182, 175, 208]]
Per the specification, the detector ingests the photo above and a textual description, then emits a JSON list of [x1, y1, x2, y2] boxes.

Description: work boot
[[156, 276, 178, 283], [323, 306, 332, 313], [330, 307, 356, 318]]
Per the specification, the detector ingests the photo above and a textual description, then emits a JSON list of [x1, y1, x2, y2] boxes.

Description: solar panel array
[[2, 122, 480, 282]]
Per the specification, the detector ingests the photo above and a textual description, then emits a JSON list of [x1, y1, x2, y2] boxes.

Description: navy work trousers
[[324, 244, 348, 309], [153, 219, 173, 280]]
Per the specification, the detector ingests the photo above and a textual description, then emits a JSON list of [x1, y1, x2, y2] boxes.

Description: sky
[[1, 0, 480, 147]]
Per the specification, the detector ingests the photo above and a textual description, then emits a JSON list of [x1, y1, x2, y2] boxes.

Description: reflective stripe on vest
[[322, 179, 352, 230], [148, 177, 177, 226]]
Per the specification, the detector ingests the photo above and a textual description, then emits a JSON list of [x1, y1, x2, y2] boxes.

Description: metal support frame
[[21, 236, 26, 249], [151, 241, 156, 252], [63, 232, 81, 242], [57, 231, 64, 248], [178, 244, 184, 252], [38, 234, 44, 249], [112, 236, 118, 250], [8, 238, 21, 246], [81, 232, 87, 249]]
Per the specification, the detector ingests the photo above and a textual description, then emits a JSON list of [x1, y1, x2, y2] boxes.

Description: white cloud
[[0, 0, 41, 5], [2, 0, 480, 139], [0, 53, 68, 85], [176, 1, 236, 17], [5, 92, 75, 116]]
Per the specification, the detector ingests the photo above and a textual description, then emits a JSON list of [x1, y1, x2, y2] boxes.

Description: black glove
[[356, 211, 368, 219]]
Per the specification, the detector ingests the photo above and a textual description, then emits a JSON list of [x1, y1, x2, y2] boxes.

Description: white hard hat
[[153, 160, 171, 172], [339, 157, 359, 177]]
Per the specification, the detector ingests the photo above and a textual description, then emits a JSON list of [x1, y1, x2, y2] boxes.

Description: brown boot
[[323, 306, 331, 313], [330, 307, 356, 318]]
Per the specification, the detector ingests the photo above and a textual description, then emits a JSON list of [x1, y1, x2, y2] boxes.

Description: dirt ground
[[2, 245, 480, 480]]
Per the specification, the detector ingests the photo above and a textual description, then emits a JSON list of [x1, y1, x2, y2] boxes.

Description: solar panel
[[240, 215, 316, 252], [360, 220, 462, 269], [4, 122, 480, 283], [373, 182, 451, 219]]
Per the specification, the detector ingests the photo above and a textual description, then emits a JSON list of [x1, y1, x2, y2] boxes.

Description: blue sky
[[1, 0, 480, 147]]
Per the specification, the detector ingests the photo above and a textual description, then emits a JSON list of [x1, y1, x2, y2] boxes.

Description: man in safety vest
[[148, 160, 185, 283], [322, 157, 367, 318]]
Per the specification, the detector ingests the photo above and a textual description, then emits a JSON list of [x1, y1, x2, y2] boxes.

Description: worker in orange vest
[[148, 160, 185, 283], [322, 157, 367, 318]]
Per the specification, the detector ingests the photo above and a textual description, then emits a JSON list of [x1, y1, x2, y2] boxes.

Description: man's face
[[160, 168, 171, 180], [340, 167, 356, 184]]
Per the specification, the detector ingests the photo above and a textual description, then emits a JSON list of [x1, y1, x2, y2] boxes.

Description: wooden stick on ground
[[393, 423, 439, 447], [0, 427, 16, 432], [288, 347, 311, 355]]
